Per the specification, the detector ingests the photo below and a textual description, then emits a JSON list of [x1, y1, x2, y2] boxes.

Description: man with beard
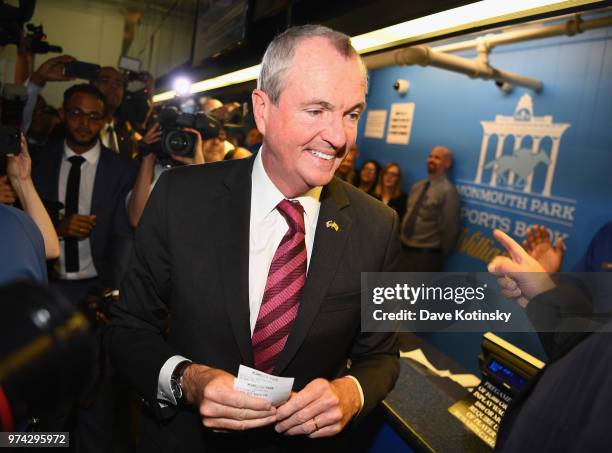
[[398, 145, 459, 271], [32, 84, 136, 304]]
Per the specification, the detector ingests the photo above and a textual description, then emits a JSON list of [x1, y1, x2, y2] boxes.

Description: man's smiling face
[[254, 37, 366, 197]]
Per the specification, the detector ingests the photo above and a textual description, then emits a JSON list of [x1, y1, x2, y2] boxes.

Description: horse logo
[[483, 148, 550, 188]]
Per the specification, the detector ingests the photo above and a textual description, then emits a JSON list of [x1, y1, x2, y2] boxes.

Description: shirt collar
[[428, 174, 448, 186], [251, 147, 322, 224], [63, 139, 101, 166]]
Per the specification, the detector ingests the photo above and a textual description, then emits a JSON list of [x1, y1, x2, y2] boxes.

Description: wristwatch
[[170, 360, 191, 403]]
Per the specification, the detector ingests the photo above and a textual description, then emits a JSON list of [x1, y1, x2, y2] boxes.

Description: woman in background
[[375, 162, 408, 220], [356, 159, 381, 196]]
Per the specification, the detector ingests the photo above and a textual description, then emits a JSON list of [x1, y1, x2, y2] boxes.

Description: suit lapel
[[215, 157, 256, 366], [47, 145, 63, 202], [90, 145, 111, 216], [274, 178, 351, 374]]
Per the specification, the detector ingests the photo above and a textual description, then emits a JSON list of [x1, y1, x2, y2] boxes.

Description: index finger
[[275, 387, 318, 420], [75, 215, 96, 226], [492, 229, 527, 264], [227, 389, 273, 412]]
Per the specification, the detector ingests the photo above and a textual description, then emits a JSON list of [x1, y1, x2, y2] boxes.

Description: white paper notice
[[234, 365, 294, 405], [364, 110, 387, 138], [386, 103, 415, 145]]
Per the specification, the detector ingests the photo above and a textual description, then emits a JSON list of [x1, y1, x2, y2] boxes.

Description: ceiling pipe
[[363, 14, 612, 93], [433, 14, 612, 54], [365, 44, 543, 92]]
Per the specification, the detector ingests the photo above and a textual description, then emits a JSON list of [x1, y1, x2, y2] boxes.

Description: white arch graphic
[[474, 95, 570, 196]]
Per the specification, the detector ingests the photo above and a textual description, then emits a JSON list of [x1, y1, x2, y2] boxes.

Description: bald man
[[398, 145, 460, 272]]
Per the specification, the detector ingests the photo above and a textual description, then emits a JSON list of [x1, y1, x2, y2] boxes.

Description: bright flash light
[[173, 77, 192, 96]]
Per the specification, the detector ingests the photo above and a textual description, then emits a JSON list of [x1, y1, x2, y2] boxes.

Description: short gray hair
[[258, 24, 365, 104]]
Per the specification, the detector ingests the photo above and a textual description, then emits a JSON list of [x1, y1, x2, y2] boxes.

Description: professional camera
[[22, 23, 62, 54], [154, 106, 221, 159], [114, 56, 152, 126], [115, 87, 151, 126], [118, 55, 150, 83], [0, 1, 62, 54]]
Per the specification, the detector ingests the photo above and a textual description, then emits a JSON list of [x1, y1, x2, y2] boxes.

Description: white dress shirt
[[57, 141, 100, 280], [158, 149, 364, 411], [248, 149, 321, 333]]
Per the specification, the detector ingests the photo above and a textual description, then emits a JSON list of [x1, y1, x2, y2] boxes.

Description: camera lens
[[164, 130, 195, 157]]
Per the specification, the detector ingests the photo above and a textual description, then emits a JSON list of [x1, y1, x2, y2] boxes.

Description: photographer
[[93, 66, 147, 159], [127, 124, 205, 227], [1, 134, 60, 260], [21, 54, 77, 134]]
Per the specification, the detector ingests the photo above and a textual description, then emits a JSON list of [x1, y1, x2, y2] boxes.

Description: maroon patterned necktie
[[252, 199, 307, 373]]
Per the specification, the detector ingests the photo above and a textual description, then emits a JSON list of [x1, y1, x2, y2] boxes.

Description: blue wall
[[357, 16, 612, 274]]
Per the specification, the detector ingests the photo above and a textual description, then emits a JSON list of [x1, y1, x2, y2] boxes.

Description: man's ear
[[251, 89, 270, 136]]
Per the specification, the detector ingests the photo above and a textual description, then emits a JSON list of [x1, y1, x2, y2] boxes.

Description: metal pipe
[[388, 45, 543, 92], [361, 14, 612, 92], [432, 15, 612, 54]]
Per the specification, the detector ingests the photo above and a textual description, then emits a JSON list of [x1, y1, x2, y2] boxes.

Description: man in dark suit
[[32, 83, 136, 452], [93, 67, 137, 159], [32, 83, 136, 304], [108, 25, 400, 452], [489, 230, 612, 451]]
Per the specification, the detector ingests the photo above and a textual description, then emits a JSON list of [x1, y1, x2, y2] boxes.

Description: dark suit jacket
[[107, 156, 401, 452], [495, 282, 612, 452], [114, 120, 137, 160], [32, 142, 137, 289]]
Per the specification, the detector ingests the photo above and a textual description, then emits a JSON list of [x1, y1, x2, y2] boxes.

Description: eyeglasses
[[65, 108, 105, 122]]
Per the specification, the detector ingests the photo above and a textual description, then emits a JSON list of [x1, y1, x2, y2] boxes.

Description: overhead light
[[173, 76, 192, 96], [153, 65, 260, 103], [152, 0, 599, 102], [350, 0, 599, 53]]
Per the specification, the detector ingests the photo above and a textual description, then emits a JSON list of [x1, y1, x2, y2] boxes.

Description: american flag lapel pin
[[326, 220, 340, 232]]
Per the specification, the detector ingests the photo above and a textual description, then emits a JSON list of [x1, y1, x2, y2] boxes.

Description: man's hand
[[141, 122, 161, 145], [31, 55, 76, 87], [57, 214, 97, 239], [0, 176, 17, 205], [522, 224, 564, 273], [275, 377, 361, 438], [488, 229, 556, 307], [170, 128, 205, 165], [182, 364, 277, 431]]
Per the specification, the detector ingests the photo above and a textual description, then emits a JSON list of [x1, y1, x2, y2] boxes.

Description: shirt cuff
[[157, 355, 191, 406], [344, 375, 365, 414]]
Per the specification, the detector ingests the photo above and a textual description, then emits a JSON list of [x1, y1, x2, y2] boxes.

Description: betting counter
[[378, 332, 543, 452]]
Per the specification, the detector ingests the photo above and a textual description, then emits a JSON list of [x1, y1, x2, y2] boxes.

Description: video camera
[[0, 83, 27, 176], [114, 56, 152, 126], [23, 23, 62, 54], [0, 1, 62, 54], [154, 106, 221, 159]]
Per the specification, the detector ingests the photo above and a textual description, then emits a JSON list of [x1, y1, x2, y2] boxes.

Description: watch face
[[171, 379, 182, 400]]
